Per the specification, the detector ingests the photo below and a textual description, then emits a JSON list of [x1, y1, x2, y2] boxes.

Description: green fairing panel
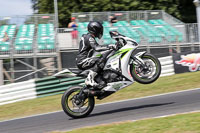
[[112, 48, 132, 59]]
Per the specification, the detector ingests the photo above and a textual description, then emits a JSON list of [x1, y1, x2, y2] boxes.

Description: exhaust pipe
[[83, 89, 103, 96], [83, 89, 114, 100]]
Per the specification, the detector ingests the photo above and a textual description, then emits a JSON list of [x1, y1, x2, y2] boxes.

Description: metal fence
[[0, 12, 199, 84], [0, 14, 60, 84], [136, 23, 199, 45], [3, 56, 59, 83], [0, 14, 58, 56], [0, 36, 57, 57], [57, 23, 200, 49], [1, 22, 200, 84], [0, 14, 56, 27], [72, 10, 183, 24]]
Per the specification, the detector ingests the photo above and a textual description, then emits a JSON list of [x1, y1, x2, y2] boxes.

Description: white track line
[[131, 110, 200, 122], [0, 88, 200, 123]]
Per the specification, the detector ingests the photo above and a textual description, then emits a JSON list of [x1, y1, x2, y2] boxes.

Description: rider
[[76, 21, 116, 88]]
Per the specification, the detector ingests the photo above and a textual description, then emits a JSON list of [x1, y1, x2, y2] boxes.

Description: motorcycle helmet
[[87, 21, 103, 39]]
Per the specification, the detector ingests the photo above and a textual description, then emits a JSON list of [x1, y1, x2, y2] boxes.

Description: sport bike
[[55, 31, 161, 118]]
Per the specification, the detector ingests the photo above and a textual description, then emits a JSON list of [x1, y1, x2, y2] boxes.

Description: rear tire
[[61, 85, 95, 118], [130, 53, 161, 84]]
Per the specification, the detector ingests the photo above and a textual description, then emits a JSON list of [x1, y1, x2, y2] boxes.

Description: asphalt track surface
[[1, 88, 200, 133]]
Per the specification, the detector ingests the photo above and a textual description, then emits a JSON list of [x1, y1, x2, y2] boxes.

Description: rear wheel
[[130, 53, 161, 84], [61, 85, 95, 118]]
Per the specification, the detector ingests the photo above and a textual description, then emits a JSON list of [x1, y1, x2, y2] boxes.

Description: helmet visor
[[98, 28, 103, 39]]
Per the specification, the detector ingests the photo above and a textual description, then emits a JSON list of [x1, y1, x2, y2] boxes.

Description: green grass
[[58, 111, 200, 133], [0, 94, 62, 121], [0, 71, 200, 121]]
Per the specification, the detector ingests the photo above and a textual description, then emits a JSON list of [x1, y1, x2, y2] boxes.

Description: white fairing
[[103, 81, 133, 92], [104, 55, 121, 71], [120, 44, 135, 81], [104, 38, 136, 82]]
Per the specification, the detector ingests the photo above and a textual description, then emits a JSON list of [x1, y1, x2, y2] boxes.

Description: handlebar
[[109, 30, 138, 47], [109, 31, 126, 45]]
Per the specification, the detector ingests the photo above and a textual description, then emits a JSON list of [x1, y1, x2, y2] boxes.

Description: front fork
[[130, 51, 147, 69], [74, 85, 88, 105]]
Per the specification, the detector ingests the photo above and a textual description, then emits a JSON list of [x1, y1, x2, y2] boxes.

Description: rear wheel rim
[[65, 89, 90, 115]]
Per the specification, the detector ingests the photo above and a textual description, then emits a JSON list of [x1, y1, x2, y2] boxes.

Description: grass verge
[[56, 111, 200, 133], [0, 71, 200, 121]]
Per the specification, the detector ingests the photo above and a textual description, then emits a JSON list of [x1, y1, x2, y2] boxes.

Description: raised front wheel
[[130, 53, 161, 84]]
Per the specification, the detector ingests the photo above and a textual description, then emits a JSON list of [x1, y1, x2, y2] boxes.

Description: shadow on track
[[88, 102, 175, 118], [68, 102, 175, 120]]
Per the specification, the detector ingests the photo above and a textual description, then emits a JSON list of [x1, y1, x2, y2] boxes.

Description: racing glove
[[108, 44, 117, 50]]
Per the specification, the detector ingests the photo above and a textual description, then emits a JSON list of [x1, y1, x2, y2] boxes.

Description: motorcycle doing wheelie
[[55, 31, 161, 118]]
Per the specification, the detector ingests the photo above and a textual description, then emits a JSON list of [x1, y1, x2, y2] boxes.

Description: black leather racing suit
[[76, 33, 109, 72]]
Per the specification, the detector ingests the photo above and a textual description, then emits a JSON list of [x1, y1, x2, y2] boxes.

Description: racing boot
[[85, 70, 98, 87]]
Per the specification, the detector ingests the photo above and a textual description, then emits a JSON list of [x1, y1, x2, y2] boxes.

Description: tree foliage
[[32, 0, 196, 27]]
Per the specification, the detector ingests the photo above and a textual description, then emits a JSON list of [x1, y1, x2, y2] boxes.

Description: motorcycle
[[55, 31, 161, 118]]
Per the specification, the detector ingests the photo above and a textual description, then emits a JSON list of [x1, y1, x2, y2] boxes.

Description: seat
[[69, 69, 83, 75], [78, 70, 90, 77], [69, 68, 90, 77]]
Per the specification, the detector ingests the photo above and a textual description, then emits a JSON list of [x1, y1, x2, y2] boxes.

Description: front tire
[[61, 85, 95, 118], [130, 53, 161, 84]]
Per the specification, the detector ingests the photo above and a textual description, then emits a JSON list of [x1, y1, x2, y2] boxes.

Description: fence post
[[0, 60, 3, 85], [194, 0, 200, 42], [55, 29, 62, 71]]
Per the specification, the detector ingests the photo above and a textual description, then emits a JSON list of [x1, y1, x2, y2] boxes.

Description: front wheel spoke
[[142, 70, 146, 74], [83, 100, 88, 106], [71, 99, 77, 110], [78, 107, 83, 112], [73, 102, 75, 108], [72, 103, 76, 111], [69, 97, 73, 101], [135, 67, 142, 74], [136, 70, 140, 74]]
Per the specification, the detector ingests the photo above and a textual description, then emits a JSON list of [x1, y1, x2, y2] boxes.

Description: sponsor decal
[[175, 53, 200, 72], [112, 83, 123, 90], [112, 48, 132, 58]]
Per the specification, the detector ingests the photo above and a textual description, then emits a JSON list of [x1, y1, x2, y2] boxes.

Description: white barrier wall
[[159, 56, 175, 77], [0, 79, 36, 105], [0, 56, 175, 106]]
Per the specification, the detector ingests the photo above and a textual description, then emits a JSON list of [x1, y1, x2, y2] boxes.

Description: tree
[[31, 0, 196, 27]]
